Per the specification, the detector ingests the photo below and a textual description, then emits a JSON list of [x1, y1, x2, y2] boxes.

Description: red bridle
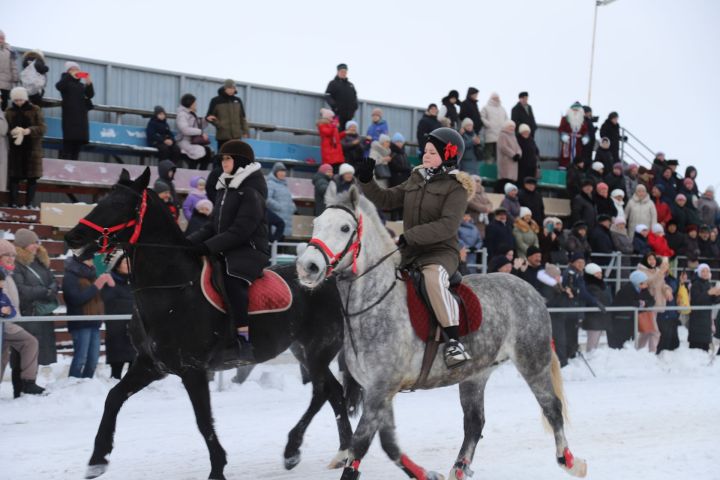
[[78, 189, 148, 253], [308, 205, 363, 277]]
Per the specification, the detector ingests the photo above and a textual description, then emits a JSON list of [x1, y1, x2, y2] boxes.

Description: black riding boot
[[223, 274, 255, 364]]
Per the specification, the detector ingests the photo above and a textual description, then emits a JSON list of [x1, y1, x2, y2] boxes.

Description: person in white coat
[[175, 94, 213, 170], [625, 184, 657, 239], [0, 109, 7, 192], [480, 92, 508, 164]]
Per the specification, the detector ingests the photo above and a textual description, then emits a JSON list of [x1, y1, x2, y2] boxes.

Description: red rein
[[78, 189, 148, 253]]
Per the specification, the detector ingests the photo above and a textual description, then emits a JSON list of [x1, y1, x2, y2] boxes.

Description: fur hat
[[635, 224, 649, 234], [584, 263, 602, 276], [519, 207, 532, 219], [10, 87, 28, 102], [611, 189, 625, 199], [320, 108, 334, 120], [461, 117, 474, 129], [13, 228, 40, 249], [219, 140, 255, 169], [345, 120, 359, 130], [339, 163, 355, 176], [64, 61, 80, 71], [630, 270, 648, 288], [652, 223, 664, 234], [195, 199, 213, 214], [378, 134, 391, 144], [518, 123, 531, 134], [391, 132, 405, 143], [504, 183, 518, 195], [544, 263, 561, 278], [592, 162, 604, 172], [0, 239, 15, 257]]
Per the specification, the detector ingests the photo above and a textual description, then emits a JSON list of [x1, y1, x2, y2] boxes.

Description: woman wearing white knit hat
[[512, 206, 539, 259], [582, 263, 612, 352]]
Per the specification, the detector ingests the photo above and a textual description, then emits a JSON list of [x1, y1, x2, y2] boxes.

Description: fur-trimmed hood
[[412, 166, 476, 200], [15, 245, 50, 268]]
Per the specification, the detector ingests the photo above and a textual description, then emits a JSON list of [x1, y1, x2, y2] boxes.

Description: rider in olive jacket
[[355, 128, 475, 368]]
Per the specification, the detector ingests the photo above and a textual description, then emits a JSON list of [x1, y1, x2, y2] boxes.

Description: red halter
[[308, 205, 363, 277], [78, 189, 148, 253]]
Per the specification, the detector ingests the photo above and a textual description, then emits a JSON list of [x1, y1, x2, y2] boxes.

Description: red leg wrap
[[563, 447, 575, 469], [400, 454, 427, 480]]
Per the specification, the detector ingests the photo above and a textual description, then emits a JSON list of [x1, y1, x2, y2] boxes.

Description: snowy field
[[1, 343, 718, 480]]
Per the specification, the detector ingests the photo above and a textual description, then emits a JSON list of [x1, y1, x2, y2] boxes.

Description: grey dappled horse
[[296, 187, 587, 480]]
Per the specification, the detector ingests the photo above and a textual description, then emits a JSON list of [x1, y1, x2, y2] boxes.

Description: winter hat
[[627, 164, 639, 172], [695, 263, 711, 275], [0, 239, 15, 257], [219, 140, 255, 169], [153, 105, 166, 116], [272, 162, 288, 176], [75, 250, 95, 262], [195, 199, 213, 214], [630, 270, 648, 288], [613, 162, 623, 171], [518, 91, 529, 99], [467, 87, 479, 96], [519, 207, 532, 219], [596, 182, 608, 192], [592, 162, 604, 172], [572, 220, 588, 230], [611, 189, 625, 199], [569, 252, 585, 263], [371, 107, 383, 117], [13, 228, 40, 249], [337, 63, 348, 71], [378, 134, 391, 144], [180, 93, 196, 109], [154, 180, 171, 195], [634, 224, 648, 234], [223, 79, 236, 89], [461, 117, 474, 129], [705, 185, 715, 193], [64, 61, 80, 71], [612, 217, 626, 226], [524, 176, 538, 185], [391, 132, 405, 143], [106, 249, 127, 272], [600, 137, 611, 147], [318, 164, 333, 174], [526, 245, 541, 258], [339, 163, 355, 176], [597, 214, 612, 224], [447, 90, 460, 100], [544, 263, 561, 278], [197, 177, 206, 187], [10, 87, 28, 102], [675, 193, 687, 202], [652, 223, 664, 234], [584, 263, 602, 276], [518, 123, 531, 134], [608, 112, 619, 120], [320, 108, 334, 120], [489, 255, 512, 273], [345, 120, 359, 130], [504, 183, 518, 195]]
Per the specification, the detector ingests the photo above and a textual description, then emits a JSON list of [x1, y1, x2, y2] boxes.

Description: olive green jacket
[[361, 167, 474, 274]]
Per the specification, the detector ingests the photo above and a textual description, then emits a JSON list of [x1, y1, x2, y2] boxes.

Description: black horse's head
[[65, 168, 150, 257]]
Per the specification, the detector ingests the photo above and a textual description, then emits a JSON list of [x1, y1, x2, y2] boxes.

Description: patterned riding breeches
[[421, 264, 459, 328]]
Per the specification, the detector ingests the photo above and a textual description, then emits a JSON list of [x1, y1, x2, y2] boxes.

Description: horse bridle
[[307, 205, 364, 277]]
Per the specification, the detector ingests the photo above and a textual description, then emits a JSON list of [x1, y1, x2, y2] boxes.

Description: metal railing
[[620, 126, 656, 167]]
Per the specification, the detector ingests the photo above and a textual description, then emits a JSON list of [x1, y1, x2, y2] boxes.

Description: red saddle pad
[[403, 274, 482, 342], [201, 258, 292, 315]]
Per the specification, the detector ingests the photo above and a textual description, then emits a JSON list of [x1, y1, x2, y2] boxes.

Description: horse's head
[[65, 168, 150, 257], [297, 186, 367, 288]]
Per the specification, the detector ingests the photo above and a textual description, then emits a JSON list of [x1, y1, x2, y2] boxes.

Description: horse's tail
[[343, 369, 363, 418], [543, 349, 569, 432]]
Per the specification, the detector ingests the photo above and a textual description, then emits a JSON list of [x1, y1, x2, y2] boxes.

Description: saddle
[[200, 257, 292, 315]]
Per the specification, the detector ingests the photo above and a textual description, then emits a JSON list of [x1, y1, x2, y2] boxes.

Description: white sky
[[5, 0, 720, 189]]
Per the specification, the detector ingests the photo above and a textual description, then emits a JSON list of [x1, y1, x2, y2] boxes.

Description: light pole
[[587, 0, 618, 106]]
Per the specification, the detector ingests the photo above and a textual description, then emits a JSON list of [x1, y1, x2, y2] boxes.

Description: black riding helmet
[[425, 127, 465, 166], [216, 140, 256, 174]]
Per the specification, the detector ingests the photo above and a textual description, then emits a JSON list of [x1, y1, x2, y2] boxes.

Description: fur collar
[[538, 270, 558, 287], [217, 162, 262, 190], [514, 217, 539, 234], [413, 166, 476, 199], [15, 245, 50, 268]]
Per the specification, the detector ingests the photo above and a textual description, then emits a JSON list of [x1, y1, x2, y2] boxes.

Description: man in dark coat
[[188, 140, 270, 358], [324, 63, 357, 132], [665, 220, 687, 257], [515, 245, 543, 291], [562, 253, 603, 359], [206, 79, 249, 150], [588, 215, 615, 265], [580, 106, 597, 165], [55, 61, 94, 160], [510, 91, 537, 136], [608, 270, 654, 348], [571, 180, 598, 229], [484, 208, 515, 257], [416, 104, 442, 154], [599, 112, 623, 165], [459, 87, 482, 135], [518, 177, 544, 225]]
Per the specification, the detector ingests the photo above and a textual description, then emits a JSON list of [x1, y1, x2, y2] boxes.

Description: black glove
[[355, 157, 376, 183], [190, 243, 211, 257], [512, 154, 521, 162], [397, 234, 407, 248], [596, 302, 607, 314]]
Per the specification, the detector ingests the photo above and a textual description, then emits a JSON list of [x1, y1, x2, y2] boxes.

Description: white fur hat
[[610, 188, 625, 199], [592, 161, 604, 172], [584, 263, 602, 276], [635, 224, 648, 234], [10, 86, 28, 102], [652, 223, 664, 234], [518, 123, 531, 134], [504, 183, 518, 195], [519, 206, 532, 219], [339, 163, 355, 176], [64, 61, 80, 71]]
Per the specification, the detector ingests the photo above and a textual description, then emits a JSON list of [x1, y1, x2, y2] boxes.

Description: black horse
[[65, 168, 358, 480]]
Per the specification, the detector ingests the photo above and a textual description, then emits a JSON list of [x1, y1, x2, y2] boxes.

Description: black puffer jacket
[[459, 88, 481, 135], [188, 165, 270, 281], [324, 76, 358, 118]]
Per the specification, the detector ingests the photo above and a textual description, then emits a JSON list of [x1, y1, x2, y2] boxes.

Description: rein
[[78, 187, 148, 254]]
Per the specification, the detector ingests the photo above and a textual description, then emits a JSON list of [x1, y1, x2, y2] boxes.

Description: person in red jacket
[[648, 223, 675, 258], [651, 184, 672, 227], [317, 108, 345, 172]]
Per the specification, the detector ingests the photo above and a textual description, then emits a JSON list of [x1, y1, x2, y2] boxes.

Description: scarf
[[216, 162, 262, 191]]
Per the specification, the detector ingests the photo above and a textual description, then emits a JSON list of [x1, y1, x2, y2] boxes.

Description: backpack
[[20, 60, 46, 96]]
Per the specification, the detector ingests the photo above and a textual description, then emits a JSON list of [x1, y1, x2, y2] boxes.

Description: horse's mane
[[330, 191, 398, 252]]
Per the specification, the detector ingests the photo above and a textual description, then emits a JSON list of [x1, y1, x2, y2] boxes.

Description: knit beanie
[[345, 120, 359, 131], [592, 162, 604, 172], [0, 239, 15, 257], [339, 163, 355, 176], [610, 189, 625, 199], [378, 134, 391, 144], [318, 163, 333, 174], [584, 263, 602, 276], [13, 228, 40, 249], [153, 105, 166, 116], [652, 224, 664, 234], [518, 123, 531, 134], [391, 132, 405, 143], [195, 199, 213, 214], [64, 61, 80, 72], [320, 108, 334, 120], [630, 270, 648, 288], [504, 183, 518, 195], [519, 207, 532, 219], [635, 224, 648, 234], [154, 180, 171, 195]]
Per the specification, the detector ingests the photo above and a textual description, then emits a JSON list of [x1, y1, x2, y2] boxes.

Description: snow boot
[[22, 380, 46, 395]]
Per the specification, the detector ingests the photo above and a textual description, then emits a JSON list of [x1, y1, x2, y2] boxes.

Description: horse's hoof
[[560, 457, 587, 478], [327, 449, 348, 469], [284, 452, 301, 470], [426, 471, 445, 480], [85, 463, 108, 479]]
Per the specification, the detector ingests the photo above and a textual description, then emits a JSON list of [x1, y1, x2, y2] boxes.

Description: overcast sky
[[5, 0, 719, 190]]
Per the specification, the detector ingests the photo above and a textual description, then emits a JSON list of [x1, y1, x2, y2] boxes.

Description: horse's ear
[[118, 169, 131, 184], [132, 168, 151, 192], [348, 185, 360, 211]]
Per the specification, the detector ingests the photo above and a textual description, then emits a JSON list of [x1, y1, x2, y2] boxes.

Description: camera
[[591, 115, 599, 123]]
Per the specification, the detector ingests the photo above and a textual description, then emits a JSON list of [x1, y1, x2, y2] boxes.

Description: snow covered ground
[[1, 343, 718, 480]]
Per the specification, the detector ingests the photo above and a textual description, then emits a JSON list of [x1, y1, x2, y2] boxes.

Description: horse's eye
[[341, 225, 350, 233]]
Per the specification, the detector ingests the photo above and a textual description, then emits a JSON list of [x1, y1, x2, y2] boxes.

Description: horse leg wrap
[[451, 459, 474, 480], [400, 454, 427, 479], [340, 459, 361, 480], [557, 447, 588, 478]]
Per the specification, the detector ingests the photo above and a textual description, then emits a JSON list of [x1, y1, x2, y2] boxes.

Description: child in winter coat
[[317, 108, 344, 170], [184, 199, 213, 237], [458, 212, 483, 273], [154, 180, 179, 221], [182, 176, 207, 221], [366, 108, 389, 141], [340, 121, 369, 167], [648, 223, 675, 257]]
